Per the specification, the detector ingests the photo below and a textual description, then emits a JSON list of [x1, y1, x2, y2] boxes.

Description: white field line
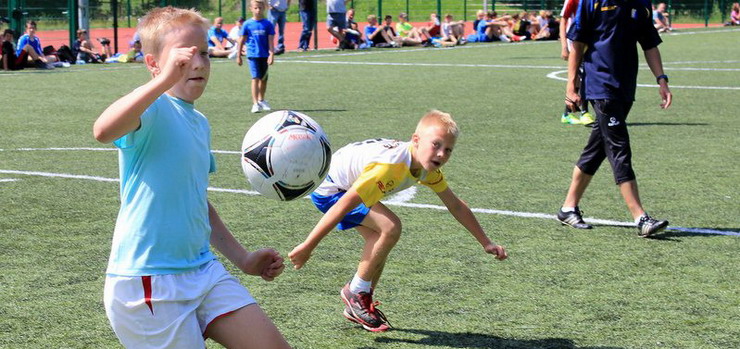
[[1, 167, 738, 236], [280, 59, 740, 74], [546, 69, 740, 90], [0, 178, 20, 182]]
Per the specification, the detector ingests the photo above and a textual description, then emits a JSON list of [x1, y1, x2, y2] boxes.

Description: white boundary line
[[1, 166, 738, 236], [546, 69, 740, 90], [0, 178, 20, 182]]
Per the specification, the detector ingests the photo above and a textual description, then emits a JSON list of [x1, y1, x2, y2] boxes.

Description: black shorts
[[576, 99, 635, 184]]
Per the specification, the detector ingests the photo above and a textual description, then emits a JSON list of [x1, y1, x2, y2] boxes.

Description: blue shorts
[[327, 12, 347, 29], [310, 191, 370, 230], [248, 57, 268, 79]]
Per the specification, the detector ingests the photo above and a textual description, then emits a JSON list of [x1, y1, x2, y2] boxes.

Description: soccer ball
[[241, 110, 331, 201]]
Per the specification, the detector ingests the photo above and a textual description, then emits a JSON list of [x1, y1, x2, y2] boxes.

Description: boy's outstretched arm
[[208, 201, 285, 281], [288, 188, 364, 269], [93, 46, 199, 143], [436, 188, 508, 260]]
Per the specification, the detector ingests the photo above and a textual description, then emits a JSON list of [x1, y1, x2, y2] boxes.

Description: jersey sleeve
[[567, 0, 592, 43], [351, 163, 406, 207], [560, 0, 578, 18], [267, 22, 276, 36], [637, 5, 662, 50], [419, 169, 448, 193], [113, 95, 159, 149]]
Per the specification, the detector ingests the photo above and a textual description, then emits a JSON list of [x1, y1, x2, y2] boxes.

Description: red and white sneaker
[[340, 283, 391, 332]]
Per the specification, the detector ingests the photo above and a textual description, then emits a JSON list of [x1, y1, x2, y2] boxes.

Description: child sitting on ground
[[288, 110, 508, 332]]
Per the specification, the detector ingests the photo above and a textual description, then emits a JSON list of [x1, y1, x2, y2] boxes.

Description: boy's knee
[[381, 222, 402, 242]]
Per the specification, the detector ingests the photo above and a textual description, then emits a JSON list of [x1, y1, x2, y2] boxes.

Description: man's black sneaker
[[637, 215, 668, 237], [557, 207, 593, 229], [340, 283, 390, 332]]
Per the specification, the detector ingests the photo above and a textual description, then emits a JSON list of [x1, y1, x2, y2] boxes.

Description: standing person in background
[[558, 0, 594, 125], [237, 0, 276, 113], [326, 0, 350, 50], [268, 0, 290, 55], [558, 0, 673, 238], [298, 0, 315, 51]]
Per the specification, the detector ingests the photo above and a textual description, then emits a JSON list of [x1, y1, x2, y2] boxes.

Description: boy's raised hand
[[484, 243, 508, 261], [240, 248, 285, 281], [288, 243, 313, 269], [158, 46, 198, 86]]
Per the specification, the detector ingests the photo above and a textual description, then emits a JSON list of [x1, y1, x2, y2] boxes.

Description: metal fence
[[2, 0, 736, 50]]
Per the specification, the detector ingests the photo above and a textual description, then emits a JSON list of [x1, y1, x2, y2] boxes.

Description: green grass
[[1, 28, 739, 348]]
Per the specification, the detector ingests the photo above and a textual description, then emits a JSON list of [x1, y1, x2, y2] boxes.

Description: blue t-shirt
[[364, 26, 377, 45], [476, 20, 489, 35], [241, 18, 275, 58], [568, 0, 662, 101], [107, 94, 216, 276], [207, 26, 230, 47], [16, 34, 43, 56]]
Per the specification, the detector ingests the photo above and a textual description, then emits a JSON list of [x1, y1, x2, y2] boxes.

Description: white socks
[[349, 273, 372, 294], [499, 35, 511, 43], [561, 206, 576, 213]]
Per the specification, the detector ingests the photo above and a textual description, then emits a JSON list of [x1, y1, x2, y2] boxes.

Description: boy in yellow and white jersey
[[288, 110, 508, 332]]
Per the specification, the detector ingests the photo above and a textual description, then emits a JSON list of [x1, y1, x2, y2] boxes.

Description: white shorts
[[104, 259, 256, 349]]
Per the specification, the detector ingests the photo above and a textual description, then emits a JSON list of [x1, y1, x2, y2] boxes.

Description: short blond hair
[[367, 14, 377, 22], [415, 110, 460, 138], [137, 6, 209, 57], [252, 0, 266, 8]]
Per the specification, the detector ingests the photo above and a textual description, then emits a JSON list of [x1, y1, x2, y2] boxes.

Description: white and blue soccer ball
[[241, 110, 331, 201]]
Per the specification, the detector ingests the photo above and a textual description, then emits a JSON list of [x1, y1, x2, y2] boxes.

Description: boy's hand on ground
[[240, 248, 285, 281], [288, 243, 313, 270], [484, 243, 508, 261], [158, 46, 198, 86]]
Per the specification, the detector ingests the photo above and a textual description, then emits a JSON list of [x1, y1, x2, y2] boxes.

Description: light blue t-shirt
[[241, 18, 275, 58], [207, 26, 230, 47], [326, 0, 347, 13], [107, 94, 216, 276]]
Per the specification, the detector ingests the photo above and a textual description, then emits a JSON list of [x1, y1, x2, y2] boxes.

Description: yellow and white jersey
[[314, 138, 448, 206]]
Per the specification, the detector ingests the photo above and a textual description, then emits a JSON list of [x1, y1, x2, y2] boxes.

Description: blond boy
[[289, 111, 507, 332], [237, 0, 276, 113], [93, 7, 288, 348]]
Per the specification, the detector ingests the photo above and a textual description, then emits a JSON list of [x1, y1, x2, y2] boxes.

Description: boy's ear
[[144, 54, 159, 75], [411, 132, 420, 146]]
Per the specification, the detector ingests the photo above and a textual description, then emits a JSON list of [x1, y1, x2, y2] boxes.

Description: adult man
[[298, 0, 315, 51], [208, 17, 237, 57], [268, 0, 290, 54], [558, 0, 673, 237]]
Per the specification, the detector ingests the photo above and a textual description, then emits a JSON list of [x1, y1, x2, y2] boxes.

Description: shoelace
[[371, 301, 393, 328]]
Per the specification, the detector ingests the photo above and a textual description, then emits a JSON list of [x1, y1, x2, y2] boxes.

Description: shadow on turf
[[588, 224, 739, 242], [628, 122, 709, 126], [368, 328, 623, 348]]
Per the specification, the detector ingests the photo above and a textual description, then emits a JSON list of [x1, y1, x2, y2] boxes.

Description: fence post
[[112, 0, 119, 53], [704, 0, 709, 27], [67, 0, 78, 48], [218, 0, 222, 17], [378, 0, 382, 19], [437, 0, 442, 17], [126, 0, 131, 27], [9, 0, 24, 37], [405, 0, 409, 17], [242, 0, 247, 20], [464, 0, 467, 22]]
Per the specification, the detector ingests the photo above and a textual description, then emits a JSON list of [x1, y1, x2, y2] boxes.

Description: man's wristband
[[656, 74, 669, 84]]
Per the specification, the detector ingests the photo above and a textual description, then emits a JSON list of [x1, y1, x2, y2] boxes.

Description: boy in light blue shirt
[[237, 0, 275, 113], [94, 6, 288, 348]]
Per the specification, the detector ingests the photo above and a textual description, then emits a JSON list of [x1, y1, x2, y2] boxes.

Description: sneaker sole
[[342, 308, 390, 332], [558, 219, 593, 229], [639, 221, 669, 237], [340, 289, 383, 330]]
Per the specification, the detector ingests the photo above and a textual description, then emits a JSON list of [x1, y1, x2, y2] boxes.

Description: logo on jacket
[[608, 117, 620, 127]]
